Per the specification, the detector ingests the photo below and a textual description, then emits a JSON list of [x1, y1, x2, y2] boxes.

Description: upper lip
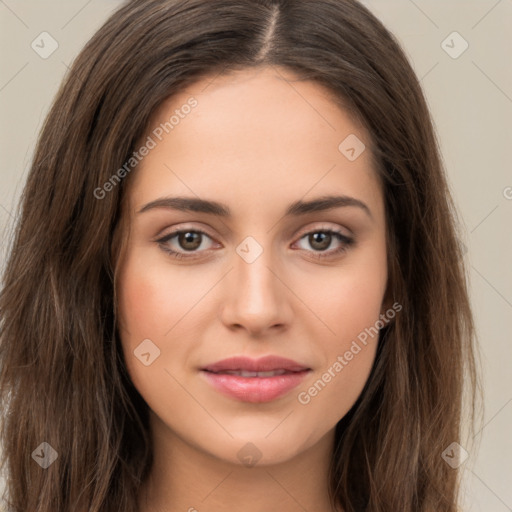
[[201, 355, 310, 373]]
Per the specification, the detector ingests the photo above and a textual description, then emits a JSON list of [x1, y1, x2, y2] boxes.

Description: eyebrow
[[137, 194, 373, 220]]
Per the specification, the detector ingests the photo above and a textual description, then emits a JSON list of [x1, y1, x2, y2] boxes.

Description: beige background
[[0, 1, 511, 510]]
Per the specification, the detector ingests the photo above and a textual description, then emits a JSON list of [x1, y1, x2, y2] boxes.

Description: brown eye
[[294, 229, 355, 260], [156, 229, 216, 259], [307, 232, 332, 251], [177, 231, 203, 251]]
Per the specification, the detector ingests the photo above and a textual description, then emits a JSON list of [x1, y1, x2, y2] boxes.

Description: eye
[[292, 228, 355, 260], [155, 226, 355, 260], [156, 229, 217, 260]]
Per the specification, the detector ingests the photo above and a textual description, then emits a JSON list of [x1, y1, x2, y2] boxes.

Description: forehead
[[127, 66, 383, 221]]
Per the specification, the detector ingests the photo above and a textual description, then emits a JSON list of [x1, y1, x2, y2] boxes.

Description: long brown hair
[[0, 0, 479, 510]]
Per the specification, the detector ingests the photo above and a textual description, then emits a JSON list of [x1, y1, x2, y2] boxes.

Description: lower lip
[[200, 370, 311, 403]]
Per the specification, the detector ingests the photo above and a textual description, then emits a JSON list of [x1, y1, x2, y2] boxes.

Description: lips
[[200, 355, 311, 403], [213, 369, 288, 377], [201, 355, 310, 374]]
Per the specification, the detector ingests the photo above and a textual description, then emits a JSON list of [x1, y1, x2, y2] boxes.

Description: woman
[[0, 0, 479, 510]]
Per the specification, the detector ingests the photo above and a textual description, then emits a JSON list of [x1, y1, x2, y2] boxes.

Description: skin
[[116, 65, 389, 512]]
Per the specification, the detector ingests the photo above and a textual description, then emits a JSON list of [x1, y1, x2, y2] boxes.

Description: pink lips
[[200, 355, 311, 403]]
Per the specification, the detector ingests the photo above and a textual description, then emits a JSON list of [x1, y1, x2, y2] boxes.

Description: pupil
[[311, 232, 330, 250], [180, 232, 201, 251]]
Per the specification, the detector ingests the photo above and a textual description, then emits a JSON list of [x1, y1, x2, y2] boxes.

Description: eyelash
[[156, 226, 355, 261]]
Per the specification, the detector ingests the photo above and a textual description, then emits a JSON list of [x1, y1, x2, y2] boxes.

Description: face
[[116, 66, 389, 466]]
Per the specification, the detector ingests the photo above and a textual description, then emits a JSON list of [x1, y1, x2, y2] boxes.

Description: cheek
[[116, 256, 194, 414], [308, 245, 387, 350], [294, 247, 386, 416], [117, 251, 206, 341], [116, 251, 217, 387], [116, 253, 172, 378], [295, 279, 384, 419]]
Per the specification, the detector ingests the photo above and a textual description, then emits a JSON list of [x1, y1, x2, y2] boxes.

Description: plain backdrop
[[0, 1, 511, 510]]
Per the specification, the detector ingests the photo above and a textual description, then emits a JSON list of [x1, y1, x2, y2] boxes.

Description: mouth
[[200, 355, 311, 403], [204, 369, 295, 377]]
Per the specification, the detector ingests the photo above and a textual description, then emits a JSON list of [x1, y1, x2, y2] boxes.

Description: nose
[[218, 244, 293, 337]]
